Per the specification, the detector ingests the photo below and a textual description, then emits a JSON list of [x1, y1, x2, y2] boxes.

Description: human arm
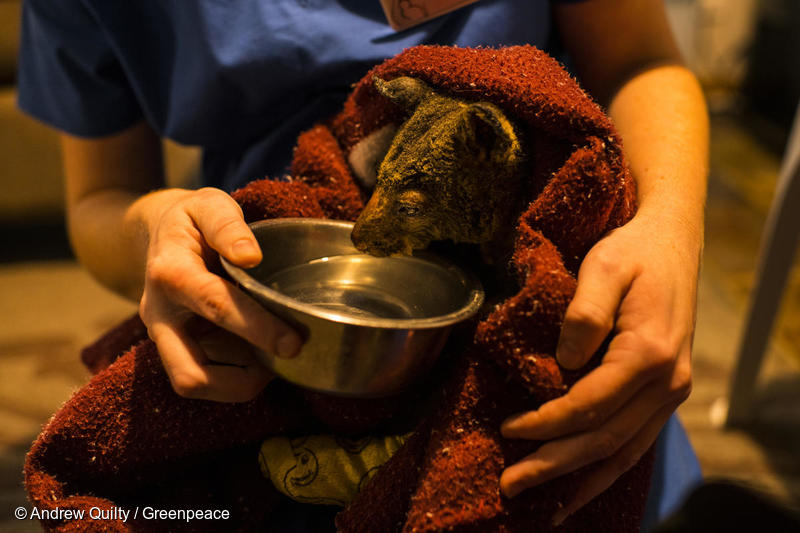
[[62, 121, 302, 402], [499, 0, 708, 523]]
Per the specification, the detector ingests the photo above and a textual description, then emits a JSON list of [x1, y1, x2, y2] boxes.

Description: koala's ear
[[374, 76, 433, 113], [463, 102, 521, 158]]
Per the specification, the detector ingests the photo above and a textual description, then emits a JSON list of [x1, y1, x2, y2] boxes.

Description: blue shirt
[[18, 1, 564, 190]]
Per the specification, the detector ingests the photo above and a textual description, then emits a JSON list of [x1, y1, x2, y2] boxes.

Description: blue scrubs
[[19, 0, 557, 190], [642, 415, 703, 530], [17, 0, 702, 528]]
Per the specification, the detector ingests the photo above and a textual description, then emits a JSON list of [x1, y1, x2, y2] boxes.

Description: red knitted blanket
[[25, 46, 650, 533]]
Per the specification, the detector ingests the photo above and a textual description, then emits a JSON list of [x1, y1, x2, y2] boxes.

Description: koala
[[350, 76, 527, 258]]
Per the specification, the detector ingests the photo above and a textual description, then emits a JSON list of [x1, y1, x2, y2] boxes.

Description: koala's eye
[[398, 203, 421, 217], [397, 190, 426, 217], [404, 172, 426, 186]]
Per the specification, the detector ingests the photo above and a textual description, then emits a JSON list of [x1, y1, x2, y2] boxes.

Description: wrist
[[629, 202, 705, 266], [636, 195, 703, 229]]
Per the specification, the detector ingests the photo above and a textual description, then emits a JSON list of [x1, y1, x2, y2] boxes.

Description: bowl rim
[[220, 218, 485, 329]]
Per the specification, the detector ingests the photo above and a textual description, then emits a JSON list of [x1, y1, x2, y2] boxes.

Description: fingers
[[499, 376, 669, 497], [198, 327, 268, 367], [189, 187, 262, 268], [499, 213, 700, 519], [139, 187, 303, 402], [500, 351, 650, 441], [143, 187, 303, 359], [557, 243, 634, 370], [147, 253, 301, 358], [147, 318, 274, 403], [551, 403, 674, 526]]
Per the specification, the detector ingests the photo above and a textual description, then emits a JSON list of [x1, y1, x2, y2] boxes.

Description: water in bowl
[[264, 255, 424, 320]]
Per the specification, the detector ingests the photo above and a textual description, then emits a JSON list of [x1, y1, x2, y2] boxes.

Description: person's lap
[[270, 414, 701, 532]]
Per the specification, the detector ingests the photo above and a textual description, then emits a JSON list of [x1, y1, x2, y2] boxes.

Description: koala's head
[[351, 76, 525, 257]]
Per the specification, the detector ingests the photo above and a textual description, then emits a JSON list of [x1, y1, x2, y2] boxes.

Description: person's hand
[[138, 187, 302, 402], [498, 209, 699, 524]]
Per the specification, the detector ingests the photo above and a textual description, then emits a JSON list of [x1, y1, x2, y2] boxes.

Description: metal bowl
[[220, 218, 484, 397]]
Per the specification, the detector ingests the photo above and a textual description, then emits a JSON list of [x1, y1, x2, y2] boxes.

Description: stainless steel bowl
[[220, 218, 484, 397]]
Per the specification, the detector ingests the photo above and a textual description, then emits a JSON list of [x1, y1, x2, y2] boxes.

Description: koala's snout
[[351, 219, 388, 256], [351, 220, 405, 257], [351, 192, 408, 256], [350, 220, 369, 252]]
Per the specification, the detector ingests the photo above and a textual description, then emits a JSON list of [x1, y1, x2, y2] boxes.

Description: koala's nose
[[350, 221, 370, 252], [351, 223, 391, 256], [352, 218, 407, 257]]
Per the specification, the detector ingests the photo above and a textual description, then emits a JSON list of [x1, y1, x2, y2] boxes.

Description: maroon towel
[[26, 45, 650, 533]]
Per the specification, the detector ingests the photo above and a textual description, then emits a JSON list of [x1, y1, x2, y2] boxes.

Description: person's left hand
[[498, 208, 700, 525]]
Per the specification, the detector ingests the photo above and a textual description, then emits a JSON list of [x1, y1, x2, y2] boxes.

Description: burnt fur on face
[[351, 76, 526, 257]]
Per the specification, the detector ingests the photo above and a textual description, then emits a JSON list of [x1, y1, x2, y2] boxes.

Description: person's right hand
[[138, 187, 302, 402]]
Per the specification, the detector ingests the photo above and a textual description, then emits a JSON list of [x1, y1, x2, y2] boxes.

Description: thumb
[[558, 251, 631, 369], [189, 188, 262, 268]]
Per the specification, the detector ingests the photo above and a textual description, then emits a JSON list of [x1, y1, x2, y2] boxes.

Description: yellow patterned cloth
[[259, 433, 411, 506]]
